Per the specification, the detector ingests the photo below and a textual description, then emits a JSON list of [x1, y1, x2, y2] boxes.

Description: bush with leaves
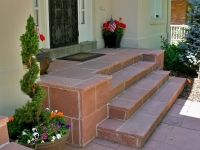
[[160, 36, 196, 75], [179, 0, 200, 72]]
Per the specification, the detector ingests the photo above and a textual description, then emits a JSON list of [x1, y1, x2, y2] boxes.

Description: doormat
[[57, 52, 105, 62]]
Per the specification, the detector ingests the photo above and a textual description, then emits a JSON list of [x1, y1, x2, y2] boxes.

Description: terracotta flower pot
[[11, 133, 69, 150]]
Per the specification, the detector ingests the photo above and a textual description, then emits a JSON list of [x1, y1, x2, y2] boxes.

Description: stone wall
[[171, 0, 188, 25]]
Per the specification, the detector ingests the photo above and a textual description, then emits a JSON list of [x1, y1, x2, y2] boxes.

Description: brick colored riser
[[97, 77, 186, 148], [109, 71, 170, 120]]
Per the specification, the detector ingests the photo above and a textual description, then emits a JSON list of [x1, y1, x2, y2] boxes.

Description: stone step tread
[[111, 61, 156, 89], [97, 77, 186, 148], [109, 70, 170, 120], [0, 142, 32, 150]]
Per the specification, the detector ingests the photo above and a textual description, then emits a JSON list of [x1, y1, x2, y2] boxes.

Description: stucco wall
[[110, 0, 138, 48], [92, 0, 111, 48], [137, 0, 169, 49], [0, 0, 32, 116], [95, 0, 170, 49]]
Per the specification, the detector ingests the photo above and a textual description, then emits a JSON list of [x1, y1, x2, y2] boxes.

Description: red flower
[[122, 23, 126, 28], [103, 23, 109, 27], [119, 23, 126, 28], [107, 21, 110, 24], [114, 20, 119, 24], [106, 27, 110, 31], [40, 34, 45, 41]]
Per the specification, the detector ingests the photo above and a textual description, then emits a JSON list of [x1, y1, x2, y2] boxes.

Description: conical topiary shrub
[[7, 15, 70, 149], [7, 15, 46, 138]]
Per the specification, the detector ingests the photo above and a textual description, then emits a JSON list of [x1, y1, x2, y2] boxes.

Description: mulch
[[169, 70, 200, 101]]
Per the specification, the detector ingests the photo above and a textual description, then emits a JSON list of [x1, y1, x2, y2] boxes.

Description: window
[[33, 0, 39, 25], [151, 0, 163, 19]]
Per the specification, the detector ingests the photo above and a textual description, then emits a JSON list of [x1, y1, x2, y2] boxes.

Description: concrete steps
[[110, 61, 156, 99], [109, 70, 170, 120], [0, 143, 32, 150], [97, 76, 186, 148], [38, 48, 178, 147]]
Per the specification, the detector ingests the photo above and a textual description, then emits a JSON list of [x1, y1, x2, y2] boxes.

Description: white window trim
[[150, 0, 165, 25], [33, 0, 39, 26]]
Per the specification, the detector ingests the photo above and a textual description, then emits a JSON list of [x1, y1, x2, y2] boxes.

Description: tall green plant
[[7, 15, 46, 138]]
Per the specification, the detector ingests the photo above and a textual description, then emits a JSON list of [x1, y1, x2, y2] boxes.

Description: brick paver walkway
[[64, 99, 200, 150]]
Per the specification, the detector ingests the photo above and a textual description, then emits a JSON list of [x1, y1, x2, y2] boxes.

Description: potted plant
[[102, 17, 126, 48], [7, 15, 70, 150]]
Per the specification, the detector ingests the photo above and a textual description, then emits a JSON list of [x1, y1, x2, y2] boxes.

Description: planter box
[[103, 34, 123, 48]]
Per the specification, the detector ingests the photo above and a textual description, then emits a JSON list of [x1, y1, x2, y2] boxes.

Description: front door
[[49, 0, 79, 48]]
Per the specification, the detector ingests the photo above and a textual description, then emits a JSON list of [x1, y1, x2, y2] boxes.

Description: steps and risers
[[38, 49, 165, 147], [109, 61, 157, 100], [109, 70, 170, 120], [0, 115, 31, 150], [97, 76, 186, 148]]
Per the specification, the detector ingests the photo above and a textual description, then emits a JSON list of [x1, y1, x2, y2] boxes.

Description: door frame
[[37, 0, 93, 49], [78, 0, 93, 43]]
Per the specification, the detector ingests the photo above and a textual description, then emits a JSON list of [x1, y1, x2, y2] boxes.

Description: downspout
[[167, 0, 171, 43]]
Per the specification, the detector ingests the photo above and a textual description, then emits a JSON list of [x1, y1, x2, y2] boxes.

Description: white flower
[[27, 140, 30, 144], [41, 140, 45, 143], [22, 131, 27, 135], [31, 138, 36, 144], [32, 128, 37, 132], [56, 134, 61, 139], [51, 136, 56, 142], [33, 132, 40, 139], [55, 110, 58, 113], [45, 108, 50, 111]]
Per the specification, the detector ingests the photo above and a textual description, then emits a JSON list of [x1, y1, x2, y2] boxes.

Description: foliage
[[160, 36, 196, 75], [7, 15, 70, 148], [102, 17, 126, 36], [179, 0, 200, 71]]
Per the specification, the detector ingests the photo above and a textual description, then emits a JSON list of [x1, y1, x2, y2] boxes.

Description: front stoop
[[38, 48, 184, 148]]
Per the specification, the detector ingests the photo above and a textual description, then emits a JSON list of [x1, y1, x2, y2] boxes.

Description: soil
[[169, 70, 200, 101]]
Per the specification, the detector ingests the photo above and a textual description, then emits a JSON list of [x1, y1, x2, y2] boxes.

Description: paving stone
[[166, 104, 189, 119], [181, 116, 200, 131], [83, 142, 115, 150], [92, 138, 120, 149], [162, 115, 184, 126], [150, 123, 200, 150]]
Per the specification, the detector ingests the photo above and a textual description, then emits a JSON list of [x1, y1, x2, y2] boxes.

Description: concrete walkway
[[64, 99, 200, 150]]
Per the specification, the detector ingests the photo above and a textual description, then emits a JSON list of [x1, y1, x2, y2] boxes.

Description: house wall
[[92, 0, 111, 48], [171, 0, 188, 25], [0, 0, 32, 116], [109, 0, 139, 48], [94, 0, 170, 49]]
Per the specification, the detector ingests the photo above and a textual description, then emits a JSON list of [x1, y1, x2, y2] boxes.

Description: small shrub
[[160, 36, 196, 75]]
